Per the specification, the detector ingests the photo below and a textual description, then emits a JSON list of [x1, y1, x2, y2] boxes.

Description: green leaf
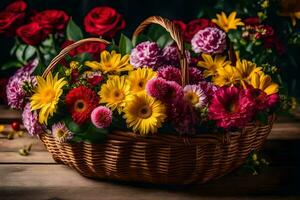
[[132, 34, 151, 46], [10, 44, 18, 56], [16, 44, 27, 63], [1, 61, 23, 70], [147, 24, 168, 41], [119, 33, 133, 56], [24, 46, 36, 61], [66, 19, 83, 41], [65, 118, 85, 134], [255, 112, 268, 125], [156, 33, 173, 48]]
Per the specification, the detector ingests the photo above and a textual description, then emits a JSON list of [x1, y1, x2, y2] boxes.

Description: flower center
[[112, 89, 125, 101], [56, 129, 66, 138], [74, 99, 87, 112], [226, 100, 237, 113], [184, 92, 199, 105], [41, 88, 56, 104], [138, 105, 152, 119], [138, 80, 144, 88]]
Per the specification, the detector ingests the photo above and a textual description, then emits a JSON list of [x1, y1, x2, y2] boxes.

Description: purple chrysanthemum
[[189, 67, 204, 85], [198, 81, 218, 101], [91, 106, 112, 128], [157, 66, 182, 85], [161, 44, 191, 67], [130, 41, 161, 69], [146, 77, 183, 103], [191, 27, 227, 54], [6, 61, 37, 109], [52, 122, 73, 143], [22, 103, 43, 136]]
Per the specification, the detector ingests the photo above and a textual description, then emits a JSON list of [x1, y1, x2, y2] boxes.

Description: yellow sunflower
[[30, 73, 67, 125], [249, 72, 279, 95], [127, 68, 157, 93], [123, 92, 166, 135], [212, 11, 244, 32], [85, 50, 133, 74], [197, 54, 231, 77], [99, 75, 132, 113], [213, 65, 239, 86], [236, 59, 262, 83]]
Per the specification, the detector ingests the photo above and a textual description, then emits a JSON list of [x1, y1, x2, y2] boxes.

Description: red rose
[[243, 17, 260, 25], [31, 10, 69, 34], [84, 6, 126, 38], [0, 11, 25, 36], [61, 40, 106, 59], [5, 1, 27, 13], [17, 22, 47, 45], [184, 18, 215, 42], [172, 20, 186, 33]]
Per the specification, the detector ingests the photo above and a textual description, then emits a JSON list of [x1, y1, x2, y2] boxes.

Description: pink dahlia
[[146, 77, 183, 103], [189, 67, 204, 85], [167, 98, 198, 134], [191, 27, 227, 54], [52, 122, 73, 143], [209, 86, 256, 129], [22, 103, 43, 136], [91, 106, 112, 128], [130, 41, 161, 68], [267, 93, 279, 108], [198, 81, 218, 101], [157, 66, 182, 85]]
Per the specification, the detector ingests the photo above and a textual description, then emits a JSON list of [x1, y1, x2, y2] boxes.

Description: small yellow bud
[[252, 153, 258, 161], [70, 61, 79, 70]]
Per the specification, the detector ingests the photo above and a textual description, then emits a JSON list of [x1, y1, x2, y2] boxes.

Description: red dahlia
[[65, 86, 99, 125], [209, 86, 256, 129]]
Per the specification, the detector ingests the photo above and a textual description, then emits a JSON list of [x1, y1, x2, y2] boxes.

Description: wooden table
[[0, 106, 299, 200]]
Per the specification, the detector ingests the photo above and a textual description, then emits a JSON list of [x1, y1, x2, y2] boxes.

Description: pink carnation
[[209, 86, 256, 129], [91, 106, 112, 128], [191, 27, 227, 54], [146, 77, 183, 103], [22, 103, 43, 136], [130, 41, 161, 68]]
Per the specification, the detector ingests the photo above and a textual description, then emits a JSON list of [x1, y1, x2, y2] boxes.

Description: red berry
[[11, 121, 20, 131]]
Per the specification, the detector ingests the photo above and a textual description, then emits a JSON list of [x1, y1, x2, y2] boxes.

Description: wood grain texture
[[0, 152, 54, 163]]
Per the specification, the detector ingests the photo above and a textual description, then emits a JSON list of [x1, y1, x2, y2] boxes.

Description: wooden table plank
[[0, 152, 55, 164]]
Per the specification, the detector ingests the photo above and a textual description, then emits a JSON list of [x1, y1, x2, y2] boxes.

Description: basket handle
[[42, 38, 110, 78], [132, 16, 189, 86]]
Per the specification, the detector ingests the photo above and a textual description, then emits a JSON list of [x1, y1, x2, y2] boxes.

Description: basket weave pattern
[[38, 16, 274, 184], [40, 119, 273, 184]]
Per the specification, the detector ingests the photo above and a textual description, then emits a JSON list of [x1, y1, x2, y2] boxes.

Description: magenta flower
[[189, 67, 204, 85], [267, 93, 279, 108], [22, 103, 42, 136], [209, 86, 256, 129], [191, 27, 227, 54], [157, 66, 182, 85], [130, 41, 161, 68], [198, 81, 218, 101], [146, 77, 183, 103], [161, 44, 191, 67], [91, 106, 112, 128]]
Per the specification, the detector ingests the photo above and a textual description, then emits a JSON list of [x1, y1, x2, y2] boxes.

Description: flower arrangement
[[5, 6, 287, 143]]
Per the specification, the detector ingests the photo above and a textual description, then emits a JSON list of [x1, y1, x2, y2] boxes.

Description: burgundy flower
[[17, 22, 47, 45], [31, 10, 69, 34], [0, 11, 25, 36], [172, 20, 186, 33], [184, 18, 215, 42], [84, 6, 126, 38], [243, 17, 260, 25]]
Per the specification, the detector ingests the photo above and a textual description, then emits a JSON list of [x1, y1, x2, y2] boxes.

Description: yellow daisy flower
[[127, 68, 156, 93], [212, 11, 244, 32], [99, 76, 132, 113], [213, 65, 239, 86], [30, 73, 67, 125], [85, 50, 133, 74], [236, 59, 262, 82], [197, 54, 230, 77], [249, 72, 279, 95], [123, 92, 166, 135]]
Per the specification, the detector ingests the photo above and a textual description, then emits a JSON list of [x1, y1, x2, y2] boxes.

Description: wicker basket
[[38, 16, 274, 185]]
